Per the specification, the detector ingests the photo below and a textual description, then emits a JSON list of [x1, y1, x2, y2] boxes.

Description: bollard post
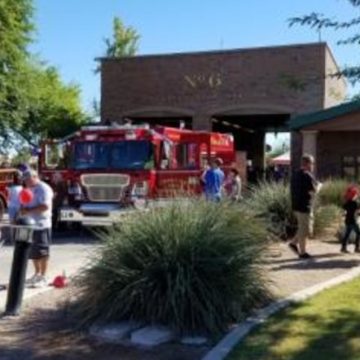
[[4, 217, 36, 316]]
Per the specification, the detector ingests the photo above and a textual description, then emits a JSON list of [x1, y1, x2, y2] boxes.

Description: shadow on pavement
[[272, 258, 360, 271]]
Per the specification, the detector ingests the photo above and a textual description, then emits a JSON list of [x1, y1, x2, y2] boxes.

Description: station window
[[175, 143, 199, 169], [45, 142, 68, 169], [159, 141, 172, 169], [342, 156, 360, 180]]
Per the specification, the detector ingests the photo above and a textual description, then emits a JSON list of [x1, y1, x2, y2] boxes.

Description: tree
[[289, 0, 360, 84], [0, 1, 89, 153], [95, 16, 140, 72], [13, 59, 88, 146], [0, 0, 34, 140]]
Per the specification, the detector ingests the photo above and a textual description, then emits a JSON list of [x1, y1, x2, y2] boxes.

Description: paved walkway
[[267, 239, 360, 297], [0, 232, 98, 312], [0, 237, 359, 360]]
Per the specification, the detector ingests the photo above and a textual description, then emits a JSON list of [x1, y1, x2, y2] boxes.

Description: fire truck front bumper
[[59, 203, 138, 226]]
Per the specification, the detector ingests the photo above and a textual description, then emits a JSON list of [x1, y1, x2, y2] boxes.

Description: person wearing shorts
[[20, 170, 54, 288], [289, 155, 317, 259]]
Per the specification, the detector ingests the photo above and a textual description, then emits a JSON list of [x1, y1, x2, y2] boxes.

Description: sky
[[31, 0, 358, 147]]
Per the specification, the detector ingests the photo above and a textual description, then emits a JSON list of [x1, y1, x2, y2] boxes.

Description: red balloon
[[19, 188, 34, 205]]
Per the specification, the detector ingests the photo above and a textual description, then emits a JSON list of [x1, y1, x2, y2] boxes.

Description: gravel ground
[[0, 288, 209, 360], [0, 236, 359, 360]]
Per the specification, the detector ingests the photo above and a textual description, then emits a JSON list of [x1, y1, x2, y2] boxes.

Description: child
[[224, 168, 242, 201], [341, 185, 360, 253], [7, 170, 23, 224]]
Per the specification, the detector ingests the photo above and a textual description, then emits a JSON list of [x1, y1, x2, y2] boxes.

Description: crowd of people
[[202, 154, 360, 259], [3, 154, 360, 293]]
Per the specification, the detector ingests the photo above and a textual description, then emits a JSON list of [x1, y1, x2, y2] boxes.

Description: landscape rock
[[90, 321, 143, 343], [130, 325, 175, 347]]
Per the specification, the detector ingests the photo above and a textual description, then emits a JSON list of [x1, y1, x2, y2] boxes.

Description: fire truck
[[39, 124, 236, 226], [0, 168, 20, 223]]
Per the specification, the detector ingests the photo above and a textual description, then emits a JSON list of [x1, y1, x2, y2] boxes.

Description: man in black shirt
[[289, 154, 317, 259]]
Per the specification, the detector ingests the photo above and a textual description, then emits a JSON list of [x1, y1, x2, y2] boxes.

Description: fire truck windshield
[[72, 141, 154, 170]]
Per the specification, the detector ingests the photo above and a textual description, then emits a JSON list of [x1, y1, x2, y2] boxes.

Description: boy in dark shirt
[[341, 186, 360, 253]]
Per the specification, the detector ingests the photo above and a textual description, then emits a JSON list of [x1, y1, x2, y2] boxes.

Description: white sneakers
[[25, 274, 48, 288]]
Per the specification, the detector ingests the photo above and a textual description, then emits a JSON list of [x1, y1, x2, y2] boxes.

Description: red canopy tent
[[270, 152, 290, 166]]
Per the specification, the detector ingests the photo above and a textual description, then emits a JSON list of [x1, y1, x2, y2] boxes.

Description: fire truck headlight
[[132, 181, 149, 198], [68, 181, 83, 201]]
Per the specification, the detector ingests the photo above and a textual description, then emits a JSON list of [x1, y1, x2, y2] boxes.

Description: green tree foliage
[[105, 16, 140, 57], [289, 0, 360, 84], [14, 59, 87, 145], [0, 0, 88, 152], [0, 0, 34, 134], [95, 16, 140, 72]]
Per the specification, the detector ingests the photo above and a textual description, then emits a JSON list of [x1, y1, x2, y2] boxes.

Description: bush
[[314, 205, 342, 238], [75, 201, 271, 335], [244, 181, 297, 240], [318, 179, 348, 208], [244, 180, 343, 240]]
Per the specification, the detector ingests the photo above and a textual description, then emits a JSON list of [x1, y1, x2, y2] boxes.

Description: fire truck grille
[[81, 174, 130, 202], [87, 187, 124, 202]]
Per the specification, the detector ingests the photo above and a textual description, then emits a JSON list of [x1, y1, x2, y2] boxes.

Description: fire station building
[[100, 42, 348, 178]]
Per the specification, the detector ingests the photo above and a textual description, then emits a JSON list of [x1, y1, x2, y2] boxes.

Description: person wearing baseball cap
[[19, 169, 54, 288]]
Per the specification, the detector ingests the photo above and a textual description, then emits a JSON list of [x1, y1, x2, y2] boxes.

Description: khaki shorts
[[294, 211, 311, 240]]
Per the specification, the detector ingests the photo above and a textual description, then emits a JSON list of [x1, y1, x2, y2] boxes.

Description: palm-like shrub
[[75, 201, 271, 335], [244, 181, 297, 239]]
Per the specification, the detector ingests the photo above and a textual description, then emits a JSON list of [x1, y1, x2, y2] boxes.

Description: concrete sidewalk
[[266, 239, 360, 297], [0, 234, 98, 312]]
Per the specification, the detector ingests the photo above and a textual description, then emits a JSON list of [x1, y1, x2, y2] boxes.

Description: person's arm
[[306, 173, 317, 196], [20, 186, 52, 216], [20, 204, 48, 216]]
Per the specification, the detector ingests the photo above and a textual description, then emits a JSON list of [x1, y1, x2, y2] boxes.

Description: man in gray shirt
[[20, 170, 54, 288]]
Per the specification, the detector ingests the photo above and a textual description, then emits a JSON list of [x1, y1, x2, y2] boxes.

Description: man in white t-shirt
[[20, 170, 54, 288]]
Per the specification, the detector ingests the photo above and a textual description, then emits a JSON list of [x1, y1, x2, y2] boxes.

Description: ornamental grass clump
[[75, 201, 271, 335], [318, 179, 348, 208], [313, 204, 342, 238], [244, 181, 296, 240]]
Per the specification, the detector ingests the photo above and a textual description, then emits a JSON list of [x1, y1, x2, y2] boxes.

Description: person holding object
[[341, 186, 360, 253], [19, 169, 54, 288], [7, 170, 23, 225], [289, 154, 317, 259], [204, 158, 225, 202], [224, 168, 242, 201]]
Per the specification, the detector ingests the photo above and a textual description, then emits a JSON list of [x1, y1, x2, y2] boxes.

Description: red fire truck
[[39, 124, 236, 226], [0, 168, 18, 220]]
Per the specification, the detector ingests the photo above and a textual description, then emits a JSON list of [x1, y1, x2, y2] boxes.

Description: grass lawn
[[228, 277, 360, 360]]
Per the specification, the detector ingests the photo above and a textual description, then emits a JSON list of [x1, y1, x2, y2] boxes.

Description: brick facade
[[100, 42, 345, 128], [100, 42, 347, 177]]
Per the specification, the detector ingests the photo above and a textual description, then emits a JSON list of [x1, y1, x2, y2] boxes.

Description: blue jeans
[[342, 223, 360, 250], [206, 193, 221, 202]]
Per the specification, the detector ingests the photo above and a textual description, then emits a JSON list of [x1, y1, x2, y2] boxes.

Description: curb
[[202, 265, 360, 360]]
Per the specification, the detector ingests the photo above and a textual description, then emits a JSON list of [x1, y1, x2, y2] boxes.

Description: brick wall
[[324, 47, 347, 109], [316, 132, 360, 179], [101, 43, 344, 124]]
